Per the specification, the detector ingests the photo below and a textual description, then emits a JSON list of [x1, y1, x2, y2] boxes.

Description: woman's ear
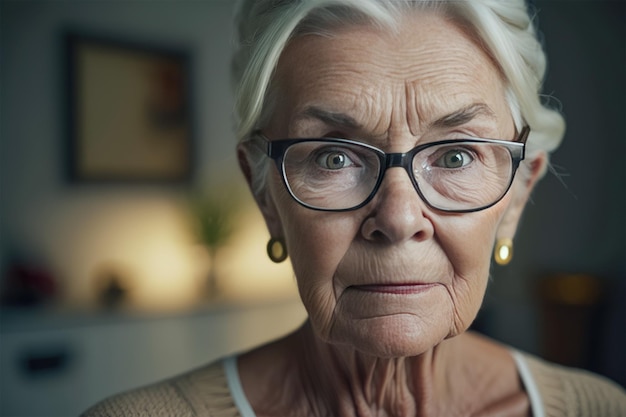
[[237, 142, 255, 191], [237, 143, 285, 238], [496, 151, 547, 240]]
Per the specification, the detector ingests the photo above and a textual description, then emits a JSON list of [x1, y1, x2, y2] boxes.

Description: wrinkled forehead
[[269, 11, 510, 137]]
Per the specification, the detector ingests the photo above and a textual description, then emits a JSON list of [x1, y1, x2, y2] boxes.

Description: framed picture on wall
[[65, 32, 193, 183]]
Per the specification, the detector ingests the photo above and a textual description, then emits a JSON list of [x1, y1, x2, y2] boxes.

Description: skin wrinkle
[[336, 348, 419, 416], [238, 11, 541, 417], [447, 275, 475, 334]]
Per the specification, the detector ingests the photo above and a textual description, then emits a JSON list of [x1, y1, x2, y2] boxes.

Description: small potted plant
[[189, 189, 240, 299]]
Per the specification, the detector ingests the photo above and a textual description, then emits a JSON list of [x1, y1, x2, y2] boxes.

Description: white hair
[[232, 0, 566, 194]]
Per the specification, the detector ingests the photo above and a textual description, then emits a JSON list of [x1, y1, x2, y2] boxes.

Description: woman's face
[[252, 12, 534, 357]]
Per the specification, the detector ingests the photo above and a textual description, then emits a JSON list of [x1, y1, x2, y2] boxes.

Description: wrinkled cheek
[[296, 281, 338, 341], [280, 217, 357, 343], [285, 229, 344, 342], [437, 213, 503, 335], [446, 273, 490, 336]]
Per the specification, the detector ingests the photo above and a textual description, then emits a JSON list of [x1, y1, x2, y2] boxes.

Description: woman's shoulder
[[81, 359, 241, 417], [517, 351, 626, 417]]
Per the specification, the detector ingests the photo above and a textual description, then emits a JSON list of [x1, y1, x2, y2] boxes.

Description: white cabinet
[[0, 299, 307, 417]]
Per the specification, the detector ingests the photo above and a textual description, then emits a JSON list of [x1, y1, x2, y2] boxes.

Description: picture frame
[[65, 32, 193, 183]]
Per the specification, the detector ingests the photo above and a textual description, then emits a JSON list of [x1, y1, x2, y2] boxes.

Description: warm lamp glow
[[132, 238, 200, 310], [78, 199, 202, 311], [77, 194, 299, 311]]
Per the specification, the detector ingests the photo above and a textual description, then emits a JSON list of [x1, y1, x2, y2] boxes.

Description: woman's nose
[[360, 168, 435, 243]]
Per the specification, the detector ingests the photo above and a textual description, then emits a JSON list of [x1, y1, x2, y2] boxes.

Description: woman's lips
[[351, 283, 437, 295]]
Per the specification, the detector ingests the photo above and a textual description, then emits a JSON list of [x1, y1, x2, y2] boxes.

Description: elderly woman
[[84, 0, 626, 416]]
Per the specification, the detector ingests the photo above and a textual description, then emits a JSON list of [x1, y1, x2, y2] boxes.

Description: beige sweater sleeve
[[523, 353, 626, 417], [81, 361, 242, 417]]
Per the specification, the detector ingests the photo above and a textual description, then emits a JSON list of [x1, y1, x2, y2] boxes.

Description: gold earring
[[267, 237, 288, 263], [494, 238, 513, 265]]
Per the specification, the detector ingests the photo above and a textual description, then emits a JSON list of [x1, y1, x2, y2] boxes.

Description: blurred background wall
[[0, 0, 298, 311], [1, 2, 304, 415], [0, 0, 624, 416]]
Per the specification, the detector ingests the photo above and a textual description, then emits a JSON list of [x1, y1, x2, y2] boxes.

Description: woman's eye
[[316, 151, 354, 170], [435, 149, 474, 169]]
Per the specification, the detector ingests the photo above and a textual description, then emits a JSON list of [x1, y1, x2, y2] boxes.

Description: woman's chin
[[329, 313, 452, 358], [315, 285, 455, 357]]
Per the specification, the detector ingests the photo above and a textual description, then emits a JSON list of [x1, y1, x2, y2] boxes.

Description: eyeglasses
[[250, 126, 529, 213]]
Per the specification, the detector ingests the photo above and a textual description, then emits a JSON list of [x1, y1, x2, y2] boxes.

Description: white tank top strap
[[510, 349, 546, 417], [223, 355, 257, 417]]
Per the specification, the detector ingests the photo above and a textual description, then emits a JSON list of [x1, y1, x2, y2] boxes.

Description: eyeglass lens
[[281, 140, 515, 211]]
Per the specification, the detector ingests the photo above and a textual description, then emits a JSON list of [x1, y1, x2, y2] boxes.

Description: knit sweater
[[82, 352, 626, 417]]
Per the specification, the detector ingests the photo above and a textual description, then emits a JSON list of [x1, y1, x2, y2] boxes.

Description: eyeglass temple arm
[[518, 126, 531, 143], [515, 126, 531, 161], [246, 131, 272, 155]]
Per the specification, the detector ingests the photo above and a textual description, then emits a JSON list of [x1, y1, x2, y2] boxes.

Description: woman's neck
[[238, 321, 526, 417], [294, 321, 434, 417]]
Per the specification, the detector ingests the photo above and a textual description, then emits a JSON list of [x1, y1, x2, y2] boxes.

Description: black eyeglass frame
[[250, 126, 530, 213]]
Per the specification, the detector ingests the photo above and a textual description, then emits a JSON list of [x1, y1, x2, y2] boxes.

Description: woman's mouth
[[351, 283, 437, 295]]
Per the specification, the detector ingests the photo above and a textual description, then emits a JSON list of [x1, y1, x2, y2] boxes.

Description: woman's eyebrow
[[300, 106, 363, 130], [430, 103, 496, 129], [298, 103, 495, 132]]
